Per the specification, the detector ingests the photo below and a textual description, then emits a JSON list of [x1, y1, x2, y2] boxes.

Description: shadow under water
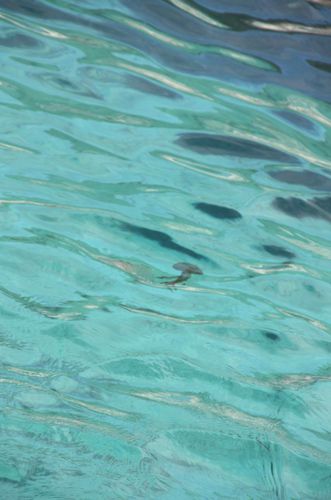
[[121, 222, 208, 261], [176, 133, 300, 163]]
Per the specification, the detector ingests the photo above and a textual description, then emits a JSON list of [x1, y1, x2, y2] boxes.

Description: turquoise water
[[1, 1, 331, 498]]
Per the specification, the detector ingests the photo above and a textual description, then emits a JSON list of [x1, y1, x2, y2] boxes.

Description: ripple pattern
[[0, 0, 331, 498]]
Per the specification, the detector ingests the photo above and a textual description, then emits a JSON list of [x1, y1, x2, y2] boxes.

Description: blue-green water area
[[0, 1, 331, 498]]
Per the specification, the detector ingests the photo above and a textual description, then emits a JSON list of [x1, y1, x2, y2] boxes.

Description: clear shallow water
[[0, 0, 331, 498]]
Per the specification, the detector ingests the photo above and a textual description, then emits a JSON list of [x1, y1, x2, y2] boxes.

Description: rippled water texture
[[1, 1, 331, 498]]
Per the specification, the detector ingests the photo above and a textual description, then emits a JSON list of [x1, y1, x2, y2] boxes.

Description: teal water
[[1, 1, 331, 498]]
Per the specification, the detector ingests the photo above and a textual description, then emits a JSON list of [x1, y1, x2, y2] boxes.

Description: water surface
[[0, 1, 331, 498]]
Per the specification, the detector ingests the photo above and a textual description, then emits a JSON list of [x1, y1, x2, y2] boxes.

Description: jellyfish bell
[[173, 262, 203, 275], [159, 262, 203, 285]]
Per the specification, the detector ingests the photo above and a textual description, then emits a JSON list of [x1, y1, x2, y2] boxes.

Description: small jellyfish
[[159, 262, 203, 286]]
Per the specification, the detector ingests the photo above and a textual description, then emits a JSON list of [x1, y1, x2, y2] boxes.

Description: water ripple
[[1, 0, 331, 497]]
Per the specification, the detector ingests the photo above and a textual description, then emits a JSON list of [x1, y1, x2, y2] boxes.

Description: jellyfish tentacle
[[158, 275, 179, 280], [158, 262, 203, 286]]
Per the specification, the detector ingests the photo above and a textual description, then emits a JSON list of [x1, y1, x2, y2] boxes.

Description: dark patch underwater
[[273, 196, 331, 221], [194, 202, 242, 220], [177, 133, 299, 163], [263, 331, 280, 341], [262, 245, 295, 259], [121, 222, 207, 261], [269, 169, 331, 192]]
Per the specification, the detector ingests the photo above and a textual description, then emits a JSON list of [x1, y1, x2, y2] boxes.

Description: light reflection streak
[[118, 62, 209, 99], [5, 366, 50, 378], [251, 20, 331, 36], [217, 86, 331, 130], [133, 389, 279, 431], [162, 153, 245, 182], [115, 13, 275, 71], [0, 12, 67, 40], [132, 390, 331, 464], [238, 372, 331, 390], [164, 222, 213, 235], [279, 236, 331, 260], [5, 407, 130, 439], [287, 101, 331, 129], [0, 141, 34, 153], [277, 307, 329, 331], [1, 372, 132, 420], [62, 396, 132, 419], [167, 0, 228, 29], [120, 304, 230, 324], [0, 377, 39, 388], [210, 126, 331, 170], [242, 263, 306, 275]]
